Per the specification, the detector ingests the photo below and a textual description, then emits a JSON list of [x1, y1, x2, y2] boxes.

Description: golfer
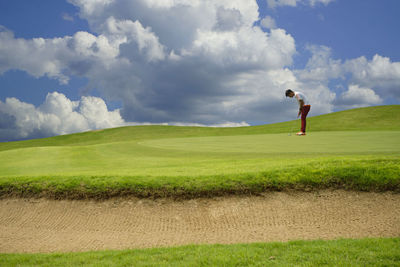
[[285, 89, 311, 136]]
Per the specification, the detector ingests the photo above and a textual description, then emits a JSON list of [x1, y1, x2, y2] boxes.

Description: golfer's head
[[285, 89, 294, 97]]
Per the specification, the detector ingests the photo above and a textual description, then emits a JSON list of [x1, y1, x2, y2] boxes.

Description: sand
[[1, 190, 399, 253]]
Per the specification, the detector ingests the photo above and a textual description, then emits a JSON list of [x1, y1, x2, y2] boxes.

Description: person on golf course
[[285, 89, 311, 136]]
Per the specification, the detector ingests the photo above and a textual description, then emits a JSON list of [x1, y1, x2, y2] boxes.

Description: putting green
[[0, 131, 398, 178], [141, 131, 400, 154]]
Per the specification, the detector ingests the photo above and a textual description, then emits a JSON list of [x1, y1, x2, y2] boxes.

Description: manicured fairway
[[0, 131, 399, 177]]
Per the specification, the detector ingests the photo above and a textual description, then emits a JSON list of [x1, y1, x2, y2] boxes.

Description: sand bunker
[[1, 190, 399, 253]]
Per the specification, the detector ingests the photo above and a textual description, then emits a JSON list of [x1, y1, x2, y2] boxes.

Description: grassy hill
[[0, 105, 399, 199]]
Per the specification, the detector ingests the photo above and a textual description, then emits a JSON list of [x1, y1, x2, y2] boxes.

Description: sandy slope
[[1, 190, 399, 253]]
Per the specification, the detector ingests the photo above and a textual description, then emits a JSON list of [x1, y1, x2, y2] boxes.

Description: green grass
[[0, 105, 399, 198], [1, 238, 399, 267]]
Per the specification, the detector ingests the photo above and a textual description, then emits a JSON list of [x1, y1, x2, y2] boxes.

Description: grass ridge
[[1, 158, 398, 199]]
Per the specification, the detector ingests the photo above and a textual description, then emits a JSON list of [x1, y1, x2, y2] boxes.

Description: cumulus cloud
[[65, 0, 301, 124], [295, 45, 400, 108], [0, 27, 67, 84], [296, 45, 343, 82], [0, 92, 125, 141], [344, 54, 400, 98], [0, 92, 251, 141], [1, 0, 306, 128], [334, 84, 382, 109], [0, 26, 120, 84], [260, 16, 277, 29], [267, 0, 335, 8]]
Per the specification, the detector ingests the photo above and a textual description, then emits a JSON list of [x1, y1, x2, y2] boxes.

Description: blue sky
[[258, 0, 400, 62], [0, 0, 89, 106], [0, 0, 399, 141]]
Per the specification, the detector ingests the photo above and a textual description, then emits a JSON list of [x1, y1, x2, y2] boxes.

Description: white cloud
[[0, 27, 68, 84], [309, 0, 335, 6], [62, 13, 74, 22], [267, 0, 299, 8], [0, 92, 253, 141], [335, 84, 382, 109], [0, 26, 121, 84], [295, 45, 400, 108], [267, 0, 334, 8], [260, 16, 276, 29], [58, 1, 302, 125], [296, 45, 343, 82], [104, 17, 166, 62], [344, 54, 400, 98], [69, 0, 114, 16], [0, 92, 125, 141], [189, 27, 295, 69]]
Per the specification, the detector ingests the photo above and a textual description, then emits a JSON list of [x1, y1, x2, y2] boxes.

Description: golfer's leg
[[301, 106, 310, 133], [301, 115, 306, 133]]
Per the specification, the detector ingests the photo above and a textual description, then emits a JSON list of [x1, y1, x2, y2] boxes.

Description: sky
[[0, 0, 399, 141]]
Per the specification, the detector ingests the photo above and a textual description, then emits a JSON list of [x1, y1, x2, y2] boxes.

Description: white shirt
[[294, 91, 310, 105]]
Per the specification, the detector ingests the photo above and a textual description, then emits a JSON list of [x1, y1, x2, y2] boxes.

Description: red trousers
[[301, 105, 311, 132]]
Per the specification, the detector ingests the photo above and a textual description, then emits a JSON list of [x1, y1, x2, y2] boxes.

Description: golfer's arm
[[298, 99, 304, 111]]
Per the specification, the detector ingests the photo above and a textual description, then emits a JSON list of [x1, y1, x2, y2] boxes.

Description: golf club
[[288, 118, 297, 136]]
